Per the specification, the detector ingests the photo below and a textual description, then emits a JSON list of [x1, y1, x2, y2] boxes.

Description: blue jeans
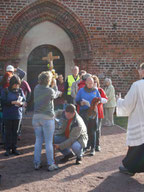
[[54, 135, 83, 158], [32, 118, 55, 166]]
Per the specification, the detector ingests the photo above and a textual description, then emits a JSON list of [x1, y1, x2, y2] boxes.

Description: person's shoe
[[76, 157, 82, 165], [59, 152, 74, 163], [90, 148, 95, 156], [12, 149, 21, 155], [83, 146, 91, 154], [4, 150, 10, 156], [34, 163, 42, 170], [119, 166, 135, 176], [48, 164, 59, 171], [95, 145, 101, 152]]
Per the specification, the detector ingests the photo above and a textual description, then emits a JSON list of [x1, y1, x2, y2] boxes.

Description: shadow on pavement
[[88, 172, 144, 192], [61, 155, 123, 182], [0, 152, 74, 191]]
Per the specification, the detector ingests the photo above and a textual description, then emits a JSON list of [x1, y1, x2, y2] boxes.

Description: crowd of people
[[32, 65, 117, 171], [1, 63, 144, 177]]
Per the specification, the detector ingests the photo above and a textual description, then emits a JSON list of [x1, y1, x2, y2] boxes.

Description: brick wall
[[0, 0, 144, 95]]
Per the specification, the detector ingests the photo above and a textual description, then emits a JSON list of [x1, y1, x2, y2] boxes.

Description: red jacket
[[78, 80, 86, 91], [77, 80, 86, 113], [97, 87, 108, 119], [2, 72, 13, 88]]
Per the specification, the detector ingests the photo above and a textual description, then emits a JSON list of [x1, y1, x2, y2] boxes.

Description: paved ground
[[0, 112, 144, 192]]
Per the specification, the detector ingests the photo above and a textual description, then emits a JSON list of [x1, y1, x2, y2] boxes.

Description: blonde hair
[[93, 75, 100, 87], [38, 71, 52, 86]]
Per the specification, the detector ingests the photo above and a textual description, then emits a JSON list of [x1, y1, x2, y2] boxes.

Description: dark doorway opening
[[27, 44, 65, 110]]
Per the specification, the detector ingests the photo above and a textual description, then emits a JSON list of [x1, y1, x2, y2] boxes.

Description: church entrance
[[27, 44, 65, 110]]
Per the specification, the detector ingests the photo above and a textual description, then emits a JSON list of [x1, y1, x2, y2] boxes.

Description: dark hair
[[65, 104, 76, 113], [9, 75, 21, 90], [79, 70, 86, 76]]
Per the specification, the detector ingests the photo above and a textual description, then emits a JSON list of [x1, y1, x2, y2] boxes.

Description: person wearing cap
[[117, 62, 144, 176], [1, 65, 15, 147], [1, 65, 15, 88]]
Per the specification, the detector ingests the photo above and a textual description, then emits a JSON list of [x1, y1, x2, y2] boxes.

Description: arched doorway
[[0, 1, 92, 72], [27, 44, 65, 110]]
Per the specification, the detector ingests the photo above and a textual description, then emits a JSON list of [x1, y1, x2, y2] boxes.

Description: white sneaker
[[90, 148, 95, 156], [48, 164, 59, 171]]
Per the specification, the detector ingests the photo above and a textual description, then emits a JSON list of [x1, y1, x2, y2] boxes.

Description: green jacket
[[104, 84, 116, 108], [55, 111, 88, 150]]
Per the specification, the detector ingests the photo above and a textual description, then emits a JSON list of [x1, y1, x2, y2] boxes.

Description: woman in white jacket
[[117, 62, 144, 176], [103, 78, 116, 126]]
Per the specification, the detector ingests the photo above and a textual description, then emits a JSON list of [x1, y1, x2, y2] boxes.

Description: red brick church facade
[[0, 0, 143, 95]]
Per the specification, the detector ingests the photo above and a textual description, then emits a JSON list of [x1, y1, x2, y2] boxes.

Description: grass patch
[[114, 115, 128, 129]]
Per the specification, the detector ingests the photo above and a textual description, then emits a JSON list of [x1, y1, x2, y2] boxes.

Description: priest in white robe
[[117, 62, 144, 176]]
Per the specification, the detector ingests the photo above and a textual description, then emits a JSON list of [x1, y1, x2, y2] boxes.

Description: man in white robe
[[117, 62, 144, 176]]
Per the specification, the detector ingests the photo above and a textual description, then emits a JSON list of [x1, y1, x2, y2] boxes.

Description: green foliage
[[114, 115, 128, 129]]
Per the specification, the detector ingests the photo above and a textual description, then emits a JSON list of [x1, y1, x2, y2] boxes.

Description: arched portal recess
[[27, 44, 65, 110]]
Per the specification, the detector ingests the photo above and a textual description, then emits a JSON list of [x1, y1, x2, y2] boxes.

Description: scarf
[[65, 118, 73, 138], [84, 86, 96, 93]]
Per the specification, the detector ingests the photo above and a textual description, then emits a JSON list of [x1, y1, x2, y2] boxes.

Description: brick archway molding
[[0, 0, 92, 69]]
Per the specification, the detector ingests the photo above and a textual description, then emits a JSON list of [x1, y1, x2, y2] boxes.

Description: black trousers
[[80, 110, 100, 149], [66, 95, 73, 104], [123, 143, 144, 173], [4, 119, 20, 150]]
